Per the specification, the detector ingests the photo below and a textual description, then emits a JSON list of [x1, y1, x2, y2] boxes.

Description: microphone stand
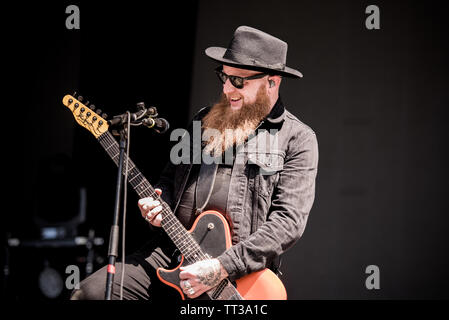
[[102, 103, 167, 300], [105, 127, 127, 300]]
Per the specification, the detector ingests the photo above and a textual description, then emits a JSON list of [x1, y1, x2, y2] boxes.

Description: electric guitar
[[62, 93, 287, 300]]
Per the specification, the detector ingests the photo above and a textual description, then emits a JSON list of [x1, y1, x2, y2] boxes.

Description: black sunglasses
[[214, 67, 267, 89]]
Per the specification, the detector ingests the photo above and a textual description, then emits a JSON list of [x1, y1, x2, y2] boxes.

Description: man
[[71, 25, 318, 300]]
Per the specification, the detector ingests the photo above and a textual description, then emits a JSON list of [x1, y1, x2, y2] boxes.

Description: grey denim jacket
[[155, 98, 318, 281]]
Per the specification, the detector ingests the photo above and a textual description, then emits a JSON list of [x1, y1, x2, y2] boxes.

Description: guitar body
[[156, 210, 287, 300]]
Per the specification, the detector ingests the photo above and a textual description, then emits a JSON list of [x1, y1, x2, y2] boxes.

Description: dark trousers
[[71, 233, 180, 300]]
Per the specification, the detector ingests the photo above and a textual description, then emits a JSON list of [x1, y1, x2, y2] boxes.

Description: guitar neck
[[97, 132, 204, 262]]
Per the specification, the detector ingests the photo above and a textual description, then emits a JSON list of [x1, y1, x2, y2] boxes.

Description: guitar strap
[[194, 160, 219, 215]]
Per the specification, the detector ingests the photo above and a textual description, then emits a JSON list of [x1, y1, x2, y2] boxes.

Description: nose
[[222, 78, 236, 95]]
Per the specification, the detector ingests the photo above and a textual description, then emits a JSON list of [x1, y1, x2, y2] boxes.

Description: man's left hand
[[179, 258, 228, 299]]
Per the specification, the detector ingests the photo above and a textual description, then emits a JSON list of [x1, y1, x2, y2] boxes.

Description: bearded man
[[71, 26, 318, 300]]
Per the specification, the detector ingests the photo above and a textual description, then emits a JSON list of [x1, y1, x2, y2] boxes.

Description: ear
[[268, 75, 281, 89]]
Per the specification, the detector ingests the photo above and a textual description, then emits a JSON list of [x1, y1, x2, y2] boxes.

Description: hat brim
[[205, 47, 303, 78]]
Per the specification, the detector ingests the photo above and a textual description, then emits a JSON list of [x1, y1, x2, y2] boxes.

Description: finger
[[149, 200, 161, 209], [139, 199, 159, 216], [187, 286, 206, 299], [151, 213, 163, 227], [184, 283, 198, 297], [179, 269, 194, 280], [146, 205, 162, 221], [140, 202, 153, 215], [149, 205, 162, 216], [140, 206, 148, 218], [185, 279, 200, 289], [180, 279, 191, 290], [138, 197, 153, 208], [138, 199, 147, 209]]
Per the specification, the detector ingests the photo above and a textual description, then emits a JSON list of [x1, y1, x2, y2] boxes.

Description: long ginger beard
[[202, 85, 272, 157]]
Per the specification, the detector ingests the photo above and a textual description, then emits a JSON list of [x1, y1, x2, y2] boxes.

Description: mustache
[[201, 86, 271, 156]]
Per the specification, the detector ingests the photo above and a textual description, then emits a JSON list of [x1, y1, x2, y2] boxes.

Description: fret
[[134, 183, 146, 195], [186, 249, 202, 261], [133, 178, 147, 190], [111, 152, 120, 161], [178, 241, 193, 253], [105, 143, 115, 151], [128, 170, 141, 183], [164, 220, 183, 235], [159, 207, 204, 260]]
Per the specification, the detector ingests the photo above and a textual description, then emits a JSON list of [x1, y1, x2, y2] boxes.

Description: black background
[[3, 0, 448, 301]]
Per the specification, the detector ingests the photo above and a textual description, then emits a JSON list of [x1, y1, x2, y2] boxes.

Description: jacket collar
[[265, 95, 286, 124]]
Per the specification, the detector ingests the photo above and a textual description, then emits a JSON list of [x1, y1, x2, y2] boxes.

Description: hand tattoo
[[197, 261, 222, 287]]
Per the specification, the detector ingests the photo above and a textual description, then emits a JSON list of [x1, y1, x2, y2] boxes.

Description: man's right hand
[[138, 188, 163, 227]]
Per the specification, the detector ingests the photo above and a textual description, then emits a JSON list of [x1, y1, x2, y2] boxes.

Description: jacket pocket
[[247, 150, 285, 176], [247, 150, 284, 199]]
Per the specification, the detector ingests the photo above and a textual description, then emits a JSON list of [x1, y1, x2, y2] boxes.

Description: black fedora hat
[[205, 26, 303, 78]]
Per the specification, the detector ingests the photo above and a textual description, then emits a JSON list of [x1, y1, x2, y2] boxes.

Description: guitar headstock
[[62, 93, 109, 138]]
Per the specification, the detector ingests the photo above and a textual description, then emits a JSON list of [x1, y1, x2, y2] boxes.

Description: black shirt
[[175, 163, 233, 229], [174, 97, 285, 229]]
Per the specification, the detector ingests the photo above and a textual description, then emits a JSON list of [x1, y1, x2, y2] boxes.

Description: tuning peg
[[78, 96, 84, 102], [136, 102, 146, 110], [90, 104, 96, 111], [85, 100, 90, 106], [73, 91, 78, 97], [147, 107, 158, 117], [96, 109, 102, 115], [102, 113, 108, 119]]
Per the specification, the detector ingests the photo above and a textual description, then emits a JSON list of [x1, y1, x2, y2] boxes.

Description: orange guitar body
[[156, 210, 287, 300]]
